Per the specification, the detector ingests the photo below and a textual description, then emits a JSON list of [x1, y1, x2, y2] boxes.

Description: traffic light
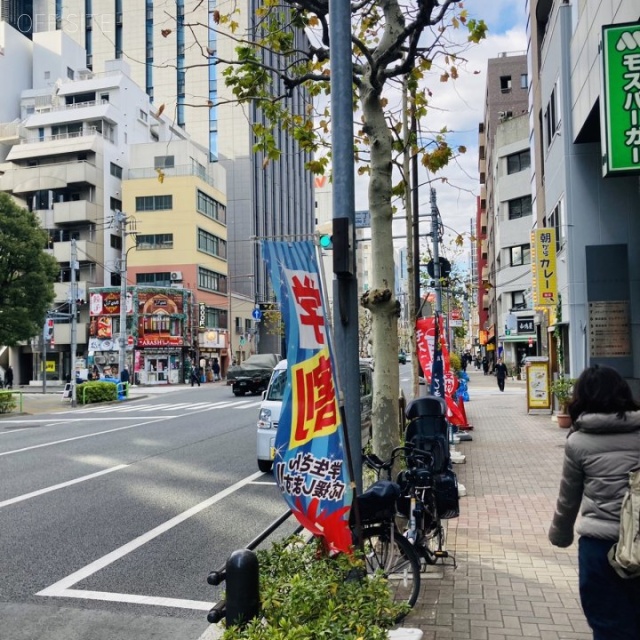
[[332, 217, 354, 276], [319, 233, 333, 249]]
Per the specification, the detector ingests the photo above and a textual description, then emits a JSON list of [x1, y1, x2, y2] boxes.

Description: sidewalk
[[406, 369, 590, 639]]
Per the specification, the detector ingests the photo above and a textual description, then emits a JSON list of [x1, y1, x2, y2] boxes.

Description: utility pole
[[117, 211, 128, 379], [329, 0, 362, 492], [430, 188, 442, 314], [70, 238, 78, 407]]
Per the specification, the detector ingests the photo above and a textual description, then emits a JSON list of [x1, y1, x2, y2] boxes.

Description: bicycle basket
[[354, 480, 400, 524]]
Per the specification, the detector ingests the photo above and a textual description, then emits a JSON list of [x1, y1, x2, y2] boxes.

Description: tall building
[[477, 52, 529, 368], [20, 0, 315, 313], [526, 0, 640, 386], [0, 28, 231, 384]]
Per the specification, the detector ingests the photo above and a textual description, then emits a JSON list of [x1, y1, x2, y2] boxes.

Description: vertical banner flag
[[430, 312, 445, 398], [262, 240, 353, 553]]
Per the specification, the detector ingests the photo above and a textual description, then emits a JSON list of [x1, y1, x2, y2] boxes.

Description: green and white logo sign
[[601, 22, 640, 176]]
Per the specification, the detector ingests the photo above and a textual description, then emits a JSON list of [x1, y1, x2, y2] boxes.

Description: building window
[[135, 195, 173, 211], [139, 110, 148, 122], [511, 290, 527, 310], [110, 234, 123, 250], [548, 200, 564, 251], [506, 149, 531, 174], [544, 82, 561, 149], [198, 266, 228, 293], [110, 197, 122, 212], [500, 75, 512, 92], [100, 93, 109, 103], [136, 272, 172, 287], [67, 66, 74, 80], [520, 73, 528, 89], [197, 228, 227, 258], [136, 234, 174, 250], [154, 155, 175, 169], [196, 189, 226, 224], [509, 243, 531, 266], [110, 162, 123, 179], [507, 196, 532, 220], [203, 306, 228, 329]]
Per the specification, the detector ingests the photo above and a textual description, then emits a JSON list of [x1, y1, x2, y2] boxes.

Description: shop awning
[[498, 335, 537, 343]]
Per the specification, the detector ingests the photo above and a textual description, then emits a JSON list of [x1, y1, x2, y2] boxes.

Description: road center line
[[0, 464, 129, 509], [37, 471, 263, 596]]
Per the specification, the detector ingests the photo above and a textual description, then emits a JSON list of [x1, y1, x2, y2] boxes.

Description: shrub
[[550, 376, 576, 414], [78, 381, 118, 405], [221, 536, 405, 640], [0, 391, 17, 414], [449, 352, 461, 372]]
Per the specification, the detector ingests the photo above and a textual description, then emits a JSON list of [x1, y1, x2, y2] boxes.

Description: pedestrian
[[120, 366, 130, 385], [548, 365, 640, 639], [212, 358, 220, 382], [481, 356, 489, 376], [495, 358, 508, 392], [5, 365, 13, 389], [190, 366, 200, 387]]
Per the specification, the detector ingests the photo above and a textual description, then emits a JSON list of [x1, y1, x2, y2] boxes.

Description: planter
[[556, 413, 572, 429]]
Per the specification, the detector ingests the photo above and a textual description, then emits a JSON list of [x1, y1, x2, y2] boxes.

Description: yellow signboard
[[45, 361, 56, 372], [526, 359, 551, 413], [531, 229, 558, 307]]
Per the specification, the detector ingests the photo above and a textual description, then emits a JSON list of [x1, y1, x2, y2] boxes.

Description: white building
[[0, 28, 191, 384]]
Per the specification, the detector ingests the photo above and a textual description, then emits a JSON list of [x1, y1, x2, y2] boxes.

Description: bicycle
[[363, 445, 456, 570], [352, 456, 422, 620]]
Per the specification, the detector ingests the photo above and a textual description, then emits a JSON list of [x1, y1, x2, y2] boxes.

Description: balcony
[[54, 200, 99, 225], [0, 161, 98, 194], [53, 281, 90, 303], [53, 240, 98, 263]]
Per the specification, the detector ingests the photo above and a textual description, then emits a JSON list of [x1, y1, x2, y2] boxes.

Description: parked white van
[[256, 359, 374, 472]]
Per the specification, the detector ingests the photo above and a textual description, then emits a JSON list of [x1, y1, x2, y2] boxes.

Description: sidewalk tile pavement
[[403, 369, 591, 639]]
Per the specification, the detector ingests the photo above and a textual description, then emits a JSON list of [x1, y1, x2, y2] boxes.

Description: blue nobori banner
[[261, 240, 353, 553]]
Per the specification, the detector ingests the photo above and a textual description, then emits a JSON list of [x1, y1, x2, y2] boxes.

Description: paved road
[[0, 383, 296, 640]]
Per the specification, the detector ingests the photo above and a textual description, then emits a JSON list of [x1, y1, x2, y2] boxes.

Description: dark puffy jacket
[[548, 411, 640, 547]]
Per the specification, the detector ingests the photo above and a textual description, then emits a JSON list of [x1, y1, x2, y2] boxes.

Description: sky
[[353, 1, 529, 264]]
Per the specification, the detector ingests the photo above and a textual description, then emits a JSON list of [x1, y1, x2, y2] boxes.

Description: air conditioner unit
[[108, 354, 118, 364], [170, 271, 183, 281]]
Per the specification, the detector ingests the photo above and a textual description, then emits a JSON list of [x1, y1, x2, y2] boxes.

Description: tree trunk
[[361, 81, 400, 460]]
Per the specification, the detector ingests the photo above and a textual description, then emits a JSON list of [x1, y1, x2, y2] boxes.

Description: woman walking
[[495, 358, 508, 392], [548, 365, 640, 639]]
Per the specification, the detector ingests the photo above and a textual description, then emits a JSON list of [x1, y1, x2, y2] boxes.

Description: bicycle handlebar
[[363, 445, 434, 478]]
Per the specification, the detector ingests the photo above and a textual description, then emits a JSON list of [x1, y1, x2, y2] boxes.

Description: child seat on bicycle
[[404, 396, 450, 474]]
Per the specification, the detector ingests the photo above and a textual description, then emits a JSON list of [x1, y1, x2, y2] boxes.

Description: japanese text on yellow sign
[[532, 229, 557, 306], [289, 349, 340, 449]]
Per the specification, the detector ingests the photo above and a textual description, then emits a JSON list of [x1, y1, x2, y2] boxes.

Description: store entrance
[[146, 356, 169, 383]]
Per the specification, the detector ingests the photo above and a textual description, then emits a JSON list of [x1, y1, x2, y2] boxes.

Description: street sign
[[127, 335, 134, 346], [252, 308, 262, 321]]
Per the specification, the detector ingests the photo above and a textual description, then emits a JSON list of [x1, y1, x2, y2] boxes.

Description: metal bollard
[[225, 549, 260, 627]]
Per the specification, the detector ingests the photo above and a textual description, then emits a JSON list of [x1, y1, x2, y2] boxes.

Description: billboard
[[531, 229, 557, 307], [601, 23, 640, 176]]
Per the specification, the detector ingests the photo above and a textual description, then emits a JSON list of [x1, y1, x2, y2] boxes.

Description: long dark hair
[[568, 365, 639, 423]]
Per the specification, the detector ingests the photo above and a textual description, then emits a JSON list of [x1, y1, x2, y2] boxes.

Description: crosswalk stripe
[[56, 400, 264, 414]]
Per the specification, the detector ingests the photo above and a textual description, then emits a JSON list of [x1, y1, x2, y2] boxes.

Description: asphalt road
[[0, 384, 299, 640]]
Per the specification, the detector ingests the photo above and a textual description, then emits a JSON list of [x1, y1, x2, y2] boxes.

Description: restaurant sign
[[601, 23, 640, 176]]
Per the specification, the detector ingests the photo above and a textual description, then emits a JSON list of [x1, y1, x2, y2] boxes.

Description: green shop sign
[[601, 22, 640, 176]]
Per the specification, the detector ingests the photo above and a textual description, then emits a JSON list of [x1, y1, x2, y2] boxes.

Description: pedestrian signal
[[43, 317, 54, 341]]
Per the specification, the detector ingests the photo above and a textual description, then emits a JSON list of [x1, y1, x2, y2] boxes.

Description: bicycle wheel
[[360, 524, 421, 617]]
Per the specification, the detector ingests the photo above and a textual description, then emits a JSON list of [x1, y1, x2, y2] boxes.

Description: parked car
[[398, 351, 407, 364], [226, 353, 281, 386], [256, 358, 373, 472], [232, 370, 272, 396]]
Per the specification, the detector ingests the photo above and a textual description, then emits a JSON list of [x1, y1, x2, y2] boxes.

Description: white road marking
[[43, 588, 213, 611], [0, 464, 129, 509], [37, 471, 263, 605], [0, 418, 166, 457]]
